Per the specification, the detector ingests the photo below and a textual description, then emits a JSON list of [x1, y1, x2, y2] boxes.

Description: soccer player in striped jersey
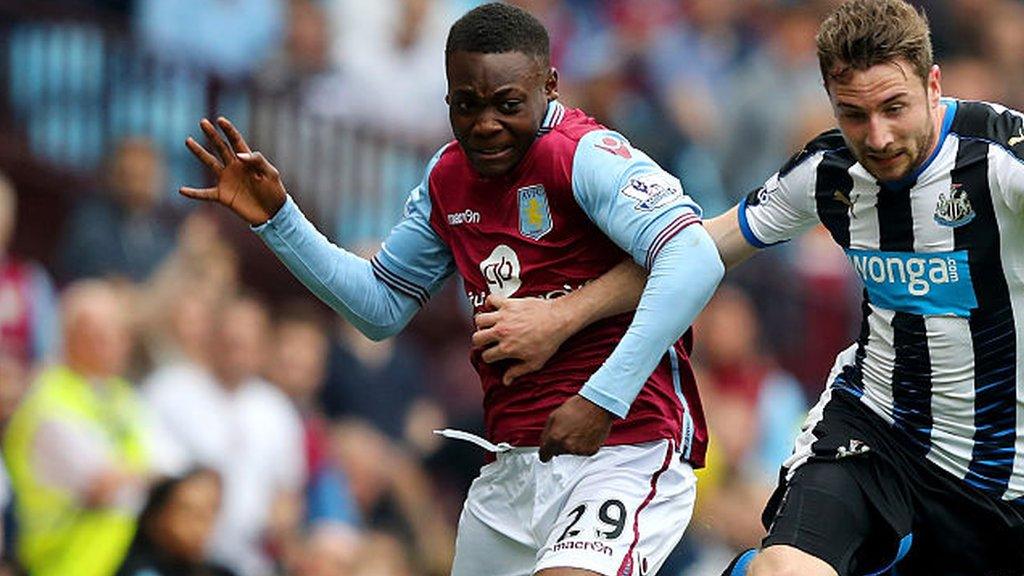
[[472, 1, 1024, 575], [179, 4, 724, 575]]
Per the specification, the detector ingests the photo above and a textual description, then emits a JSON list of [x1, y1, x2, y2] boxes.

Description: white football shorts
[[450, 439, 696, 576]]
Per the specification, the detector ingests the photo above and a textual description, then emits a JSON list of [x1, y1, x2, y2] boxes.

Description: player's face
[[446, 50, 558, 177], [827, 59, 943, 182]]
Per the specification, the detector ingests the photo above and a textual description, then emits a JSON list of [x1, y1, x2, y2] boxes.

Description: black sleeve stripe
[[370, 256, 430, 306], [778, 129, 848, 178], [950, 100, 1024, 162]]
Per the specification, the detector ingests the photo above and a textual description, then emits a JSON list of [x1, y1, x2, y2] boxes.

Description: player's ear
[[927, 64, 942, 108], [545, 67, 559, 102]]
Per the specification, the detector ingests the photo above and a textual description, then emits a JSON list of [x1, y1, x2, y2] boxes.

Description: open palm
[[180, 117, 287, 225]]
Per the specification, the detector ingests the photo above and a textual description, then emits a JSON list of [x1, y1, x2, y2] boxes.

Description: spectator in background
[[322, 318, 445, 452], [135, 0, 284, 81], [0, 349, 30, 570], [0, 172, 55, 571], [979, 0, 1024, 110], [256, 0, 341, 104], [674, 286, 807, 574], [322, 0, 455, 142], [140, 210, 239, 370], [331, 420, 454, 576], [286, 523, 362, 576], [645, 0, 747, 216], [694, 286, 807, 483], [116, 468, 235, 576], [2, 280, 162, 576], [0, 171, 59, 364], [144, 294, 305, 576], [0, 452, 9, 572], [58, 137, 176, 283], [719, 2, 834, 196], [267, 300, 361, 573]]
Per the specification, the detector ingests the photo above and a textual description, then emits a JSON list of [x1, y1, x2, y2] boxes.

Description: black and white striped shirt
[[740, 99, 1024, 500]]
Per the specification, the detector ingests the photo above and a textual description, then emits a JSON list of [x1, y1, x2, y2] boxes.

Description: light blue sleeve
[[370, 146, 457, 305], [252, 148, 454, 341], [571, 131, 724, 417], [572, 130, 704, 269]]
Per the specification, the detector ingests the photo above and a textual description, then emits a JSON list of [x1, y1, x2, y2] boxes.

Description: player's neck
[[922, 100, 948, 167]]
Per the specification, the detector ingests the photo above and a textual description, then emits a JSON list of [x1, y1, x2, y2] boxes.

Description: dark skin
[[180, 52, 613, 483], [446, 50, 555, 177]]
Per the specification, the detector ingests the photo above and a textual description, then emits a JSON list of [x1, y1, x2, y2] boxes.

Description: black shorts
[[762, 389, 1024, 576]]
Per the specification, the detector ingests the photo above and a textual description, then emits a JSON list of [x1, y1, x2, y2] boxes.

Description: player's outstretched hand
[[538, 395, 613, 462], [180, 117, 287, 226], [472, 294, 572, 385]]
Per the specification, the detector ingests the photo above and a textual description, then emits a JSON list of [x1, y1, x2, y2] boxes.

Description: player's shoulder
[[949, 98, 1024, 161], [421, 140, 471, 204], [548, 108, 653, 175], [778, 128, 849, 178], [427, 140, 465, 178], [549, 106, 606, 143]]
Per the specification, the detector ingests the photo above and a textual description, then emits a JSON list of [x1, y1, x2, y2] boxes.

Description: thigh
[[452, 457, 538, 576], [451, 504, 537, 576], [763, 460, 902, 576], [893, 464, 1024, 576], [535, 441, 696, 576]]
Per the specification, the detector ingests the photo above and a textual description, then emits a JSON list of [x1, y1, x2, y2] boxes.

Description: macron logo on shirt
[[447, 210, 481, 225]]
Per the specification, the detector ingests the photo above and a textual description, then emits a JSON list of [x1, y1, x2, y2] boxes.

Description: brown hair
[[816, 0, 933, 86]]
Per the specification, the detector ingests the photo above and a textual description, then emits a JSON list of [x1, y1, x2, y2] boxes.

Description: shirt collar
[[537, 100, 566, 135]]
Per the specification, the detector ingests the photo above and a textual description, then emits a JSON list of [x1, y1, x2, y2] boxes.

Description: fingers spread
[[238, 151, 279, 179], [185, 137, 223, 173], [200, 118, 234, 164], [179, 186, 217, 201], [217, 117, 252, 153]]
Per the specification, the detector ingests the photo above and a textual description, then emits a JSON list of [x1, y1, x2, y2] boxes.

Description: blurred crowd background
[[0, 0, 1020, 575]]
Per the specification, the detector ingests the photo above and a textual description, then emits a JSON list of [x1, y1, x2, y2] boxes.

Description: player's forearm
[[579, 224, 724, 417], [557, 259, 647, 335], [705, 206, 758, 270], [253, 196, 419, 340]]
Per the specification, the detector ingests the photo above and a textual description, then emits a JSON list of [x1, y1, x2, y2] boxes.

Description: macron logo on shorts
[[552, 540, 614, 556]]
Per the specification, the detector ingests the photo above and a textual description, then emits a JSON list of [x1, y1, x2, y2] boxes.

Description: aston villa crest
[[934, 183, 975, 227], [518, 185, 552, 240]]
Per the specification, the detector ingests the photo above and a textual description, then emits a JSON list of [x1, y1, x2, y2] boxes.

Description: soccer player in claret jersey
[[474, 1, 1024, 575], [180, 4, 724, 575]]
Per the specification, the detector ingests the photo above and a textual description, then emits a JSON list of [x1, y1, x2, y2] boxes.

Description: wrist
[[578, 385, 629, 419], [576, 393, 614, 421], [551, 292, 589, 338]]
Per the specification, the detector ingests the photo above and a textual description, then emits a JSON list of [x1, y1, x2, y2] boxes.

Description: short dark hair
[[817, 0, 933, 85], [446, 2, 549, 63]]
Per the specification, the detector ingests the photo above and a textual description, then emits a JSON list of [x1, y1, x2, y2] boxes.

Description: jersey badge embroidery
[[594, 136, 632, 159], [518, 185, 553, 240], [934, 183, 975, 227], [620, 173, 682, 212]]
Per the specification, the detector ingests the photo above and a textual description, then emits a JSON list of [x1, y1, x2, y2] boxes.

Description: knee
[[747, 546, 837, 576]]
